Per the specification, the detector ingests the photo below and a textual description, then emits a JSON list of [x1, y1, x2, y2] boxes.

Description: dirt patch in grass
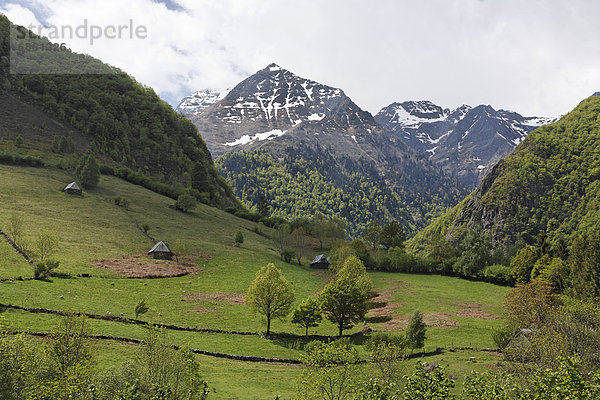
[[385, 313, 460, 330], [455, 302, 501, 320], [94, 253, 208, 278], [182, 292, 245, 304], [424, 313, 460, 328], [384, 316, 411, 330]]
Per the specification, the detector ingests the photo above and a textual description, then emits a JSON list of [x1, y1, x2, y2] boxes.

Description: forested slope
[[0, 15, 237, 207], [409, 93, 600, 254]]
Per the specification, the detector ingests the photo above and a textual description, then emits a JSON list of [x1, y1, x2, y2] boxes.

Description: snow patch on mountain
[[224, 129, 287, 147]]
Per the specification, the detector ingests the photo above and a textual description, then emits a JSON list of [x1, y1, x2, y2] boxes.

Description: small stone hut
[[63, 181, 82, 195], [148, 241, 172, 260], [310, 254, 330, 269]]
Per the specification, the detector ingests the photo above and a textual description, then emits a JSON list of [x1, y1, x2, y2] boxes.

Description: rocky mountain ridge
[[375, 100, 557, 187]]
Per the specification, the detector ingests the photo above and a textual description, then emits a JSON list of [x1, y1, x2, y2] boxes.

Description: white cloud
[[2, 0, 600, 116]]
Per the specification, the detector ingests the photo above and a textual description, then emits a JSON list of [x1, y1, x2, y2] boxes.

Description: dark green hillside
[[409, 93, 600, 254], [217, 146, 465, 236], [0, 15, 236, 207]]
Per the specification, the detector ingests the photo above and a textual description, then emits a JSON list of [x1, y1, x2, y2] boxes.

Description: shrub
[[34, 259, 60, 279], [14, 135, 23, 146], [365, 332, 407, 352], [175, 193, 197, 212], [282, 249, 295, 263], [482, 264, 514, 285], [119, 197, 130, 209], [134, 300, 149, 319], [234, 231, 244, 244], [491, 325, 515, 350]]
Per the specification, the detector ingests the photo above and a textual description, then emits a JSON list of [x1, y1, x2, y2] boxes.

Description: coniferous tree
[[406, 311, 426, 353]]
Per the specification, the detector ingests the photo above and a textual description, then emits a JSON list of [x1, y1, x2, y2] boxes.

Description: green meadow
[[0, 165, 510, 398]]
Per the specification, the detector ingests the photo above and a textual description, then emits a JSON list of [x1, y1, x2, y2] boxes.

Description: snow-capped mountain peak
[[176, 88, 230, 116], [185, 63, 379, 156]]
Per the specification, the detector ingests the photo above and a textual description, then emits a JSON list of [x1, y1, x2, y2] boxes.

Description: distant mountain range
[[374, 101, 557, 187], [179, 74, 557, 189], [179, 63, 468, 234]]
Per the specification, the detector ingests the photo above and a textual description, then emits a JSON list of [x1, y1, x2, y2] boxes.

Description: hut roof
[[311, 254, 329, 265], [63, 182, 81, 191], [148, 241, 171, 254]]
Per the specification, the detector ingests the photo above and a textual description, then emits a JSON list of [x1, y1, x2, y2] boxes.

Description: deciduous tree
[[291, 297, 322, 336], [319, 275, 369, 337], [245, 263, 295, 335]]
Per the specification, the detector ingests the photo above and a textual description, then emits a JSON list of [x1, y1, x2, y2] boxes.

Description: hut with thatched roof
[[148, 241, 172, 260], [63, 182, 82, 195]]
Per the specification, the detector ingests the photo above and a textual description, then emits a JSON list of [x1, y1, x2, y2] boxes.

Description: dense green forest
[[0, 15, 237, 208], [217, 145, 464, 236]]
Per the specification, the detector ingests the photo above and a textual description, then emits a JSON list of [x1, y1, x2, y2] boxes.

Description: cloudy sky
[[2, 0, 600, 117]]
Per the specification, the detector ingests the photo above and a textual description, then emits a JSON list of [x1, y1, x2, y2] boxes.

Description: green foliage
[[234, 231, 244, 244], [257, 195, 270, 218], [482, 264, 514, 286], [53, 135, 75, 154], [364, 220, 382, 249], [282, 249, 295, 263], [175, 193, 197, 213], [336, 256, 373, 297], [521, 356, 600, 400], [14, 135, 23, 146], [569, 230, 600, 300], [366, 332, 407, 386], [291, 297, 322, 336], [245, 263, 295, 335], [490, 324, 515, 350], [0, 334, 42, 400], [5, 214, 24, 249], [134, 329, 209, 399], [291, 228, 309, 265], [406, 311, 426, 352], [452, 227, 493, 278], [463, 371, 515, 400], [510, 246, 539, 284], [318, 273, 369, 337], [403, 363, 455, 400], [78, 154, 101, 189], [297, 339, 360, 400], [34, 259, 59, 279], [135, 300, 149, 319], [379, 221, 405, 249], [353, 378, 399, 400]]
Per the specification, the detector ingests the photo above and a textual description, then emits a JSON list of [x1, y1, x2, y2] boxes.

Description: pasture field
[[0, 165, 510, 398]]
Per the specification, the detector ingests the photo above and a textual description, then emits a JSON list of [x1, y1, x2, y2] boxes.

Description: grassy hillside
[[0, 165, 510, 398]]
